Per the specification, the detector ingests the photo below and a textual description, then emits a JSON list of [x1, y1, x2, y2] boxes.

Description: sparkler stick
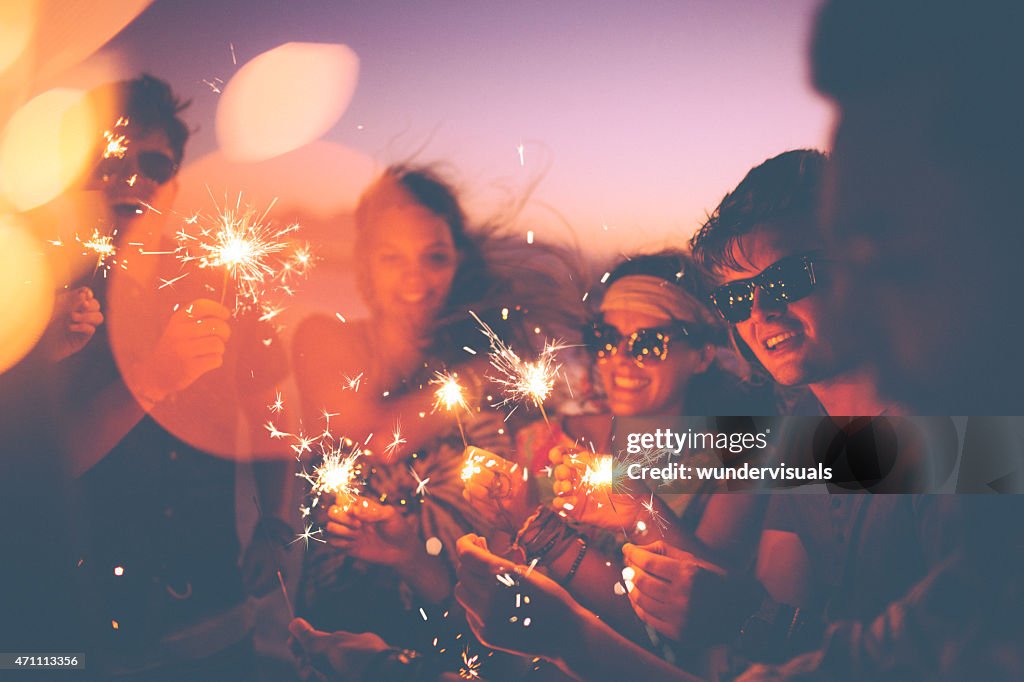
[[251, 495, 294, 619]]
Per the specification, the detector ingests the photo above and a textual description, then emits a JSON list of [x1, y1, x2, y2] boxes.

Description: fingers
[[70, 310, 104, 327], [628, 564, 675, 603], [622, 543, 684, 581], [185, 298, 231, 321], [629, 595, 679, 640]]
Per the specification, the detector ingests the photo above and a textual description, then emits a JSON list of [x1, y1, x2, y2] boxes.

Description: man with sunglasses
[[693, 149, 898, 417], [54, 75, 294, 681]]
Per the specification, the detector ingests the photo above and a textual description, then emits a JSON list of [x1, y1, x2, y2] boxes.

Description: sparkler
[[70, 227, 121, 277], [297, 441, 364, 511], [101, 117, 131, 159], [432, 370, 469, 447], [252, 495, 295, 619], [469, 311, 563, 425], [174, 192, 301, 311]]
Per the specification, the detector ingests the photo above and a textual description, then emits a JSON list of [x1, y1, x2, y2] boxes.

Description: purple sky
[[100, 0, 833, 256]]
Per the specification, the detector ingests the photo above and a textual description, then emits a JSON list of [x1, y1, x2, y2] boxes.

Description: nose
[[748, 285, 786, 323]]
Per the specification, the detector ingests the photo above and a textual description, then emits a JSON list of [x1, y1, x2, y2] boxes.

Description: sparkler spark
[[460, 648, 482, 679], [268, 391, 284, 414], [175, 192, 301, 311], [342, 372, 363, 392], [384, 419, 406, 459], [101, 117, 130, 159], [290, 523, 326, 548], [410, 465, 430, 497]]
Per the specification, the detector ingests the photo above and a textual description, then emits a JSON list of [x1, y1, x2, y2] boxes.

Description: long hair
[[354, 164, 586, 366]]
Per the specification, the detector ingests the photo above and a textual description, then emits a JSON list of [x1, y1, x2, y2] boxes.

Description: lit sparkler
[[297, 442, 364, 510], [470, 311, 563, 424], [432, 370, 469, 447], [76, 228, 119, 276], [175, 192, 300, 311]]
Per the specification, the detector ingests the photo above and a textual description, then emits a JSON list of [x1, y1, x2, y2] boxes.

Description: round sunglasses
[[94, 150, 179, 186], [583, 318, 705, 366], [709, 253, 820, 324]]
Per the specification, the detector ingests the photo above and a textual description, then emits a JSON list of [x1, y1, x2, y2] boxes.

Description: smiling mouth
[[111, 201, 146, 218], [612, 375, 650, 391], [764, 331, 801, 351]]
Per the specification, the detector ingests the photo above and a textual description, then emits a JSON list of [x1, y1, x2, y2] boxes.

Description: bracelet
[[563, 538, 588, 586]]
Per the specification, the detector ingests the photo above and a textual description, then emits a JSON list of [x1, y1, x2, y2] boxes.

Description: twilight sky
[[96, 0, 832, 257]]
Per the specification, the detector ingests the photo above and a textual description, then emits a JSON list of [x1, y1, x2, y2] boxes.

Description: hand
[[131, 298, 231, 402], [550, 446, 643, 533], [42, 286, 103, 362], [454, 533, 584, 666], [241, 517, 291, 596], [622, 540, 755, 644], [287, 618, 388, 682], [461, 447, 531, 531], [326, 496, 418, 566]]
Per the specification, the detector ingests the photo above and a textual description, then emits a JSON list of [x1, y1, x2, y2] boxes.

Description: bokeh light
[[216, 42, 359, 162]]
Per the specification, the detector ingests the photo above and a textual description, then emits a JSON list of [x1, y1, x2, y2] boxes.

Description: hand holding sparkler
[[41, 286, 104, 363], [550, 447, 644, 534], [325, 497, 418, 566], [461, 447, 531, 531], [128, 298, 231, 405], [621, 540, 749, 645], [454, 533, 585, 668], [287, 618, 390, 682]]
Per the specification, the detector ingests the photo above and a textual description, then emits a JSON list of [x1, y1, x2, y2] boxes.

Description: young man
[[690, 149, 899, 417], [56, 75, 293, 681]]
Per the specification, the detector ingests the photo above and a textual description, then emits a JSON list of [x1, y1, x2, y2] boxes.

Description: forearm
[[560, 610, 702, 682], [64, 377, 147, 478], [544, 542, 646, 640], [395, 551, 455, 604]]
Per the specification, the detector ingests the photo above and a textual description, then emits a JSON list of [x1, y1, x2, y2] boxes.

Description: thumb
[[288, 618, 317, 646]]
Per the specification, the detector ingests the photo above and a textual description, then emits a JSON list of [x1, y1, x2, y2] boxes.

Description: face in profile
[[92, 127, 179, 226], [361, 197, 458, 333], [714, 223, 849, 387], [594, 308, 710, 417]]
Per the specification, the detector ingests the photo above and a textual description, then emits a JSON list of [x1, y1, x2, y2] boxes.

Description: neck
[[808, 365, 902, 417]]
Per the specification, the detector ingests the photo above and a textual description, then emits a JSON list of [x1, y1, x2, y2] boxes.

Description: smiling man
[[690, 149, 900, 417]]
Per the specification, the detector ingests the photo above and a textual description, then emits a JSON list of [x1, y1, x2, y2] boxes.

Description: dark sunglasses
[[709, 253, 820, 324], [95, 151, 179, 185], [583, 319, 704, 366]]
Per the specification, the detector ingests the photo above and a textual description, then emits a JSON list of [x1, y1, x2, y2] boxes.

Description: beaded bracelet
[[563, 538, 588, 586]]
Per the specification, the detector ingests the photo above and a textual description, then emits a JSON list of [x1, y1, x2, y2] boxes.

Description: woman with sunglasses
[[291, 164, 581, 674], [461, 252, 772, 666]]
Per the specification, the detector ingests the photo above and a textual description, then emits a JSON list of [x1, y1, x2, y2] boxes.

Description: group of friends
[[2, 1, 1023, 680]]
